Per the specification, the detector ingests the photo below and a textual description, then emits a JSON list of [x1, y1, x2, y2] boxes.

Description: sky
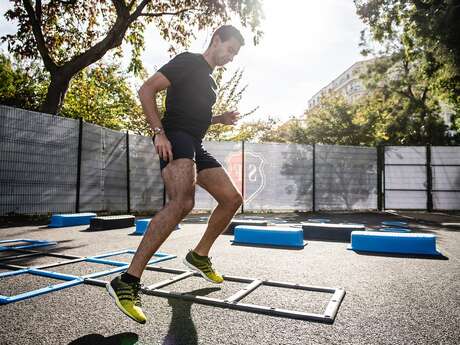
[[0, 1, 369, 122]]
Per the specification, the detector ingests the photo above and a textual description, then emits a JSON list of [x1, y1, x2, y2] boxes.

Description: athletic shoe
[[183, 250, 224, 284], [106, 275, 147, 324]]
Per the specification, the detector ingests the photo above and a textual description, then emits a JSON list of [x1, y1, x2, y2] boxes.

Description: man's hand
[[217, 110, 240, 125], [154, 134, 173, 162]]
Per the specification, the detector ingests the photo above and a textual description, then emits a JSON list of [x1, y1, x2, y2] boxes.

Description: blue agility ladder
[[0, 246, 176, 305]]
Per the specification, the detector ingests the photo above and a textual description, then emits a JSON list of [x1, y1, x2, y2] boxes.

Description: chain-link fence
[[1, 105, 459, 216]]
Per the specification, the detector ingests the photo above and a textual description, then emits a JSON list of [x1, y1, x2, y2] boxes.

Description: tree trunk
[[40, 72, 72, 115]]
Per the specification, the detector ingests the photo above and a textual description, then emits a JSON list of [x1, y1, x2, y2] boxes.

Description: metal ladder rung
[[225, 279, 263, 303], [145, 271, 195, 290]]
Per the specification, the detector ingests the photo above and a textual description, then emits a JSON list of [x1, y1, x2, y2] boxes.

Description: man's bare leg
[[126, 159, 196, 278], [193, 167, 243, 256]]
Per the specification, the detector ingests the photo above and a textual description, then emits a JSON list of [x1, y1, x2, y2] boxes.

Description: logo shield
[[225, 151, 265, 204]]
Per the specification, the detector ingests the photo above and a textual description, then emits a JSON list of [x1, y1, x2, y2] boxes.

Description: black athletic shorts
[[157, 130, 222, 172]]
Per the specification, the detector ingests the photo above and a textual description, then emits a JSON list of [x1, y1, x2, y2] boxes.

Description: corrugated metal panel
[[0, 106, 78, 215], [316, 145, 377, 210], [129, 134, 163, 212]]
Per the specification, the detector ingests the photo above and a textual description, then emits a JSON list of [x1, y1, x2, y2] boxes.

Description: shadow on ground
[[162, 287, 221, 345], [68, 332, 138, 345], [0, 240, 88, 267]]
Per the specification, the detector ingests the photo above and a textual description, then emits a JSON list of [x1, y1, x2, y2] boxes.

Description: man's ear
[[212, 35, 221, 47]]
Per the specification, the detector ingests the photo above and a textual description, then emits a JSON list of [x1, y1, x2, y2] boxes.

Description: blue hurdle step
[[134, 219, 180, 235], [348, 231, 441, 256], [48, 213, 97, 228], [233, 225, 306, 249]]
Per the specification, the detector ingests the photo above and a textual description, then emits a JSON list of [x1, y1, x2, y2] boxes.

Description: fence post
[[241, 140, 245, 214], [377, 144, 384, 211], [75, 118, 83, 213], [426, 144, 433, 212], [312, 143, 316, 212], [126, 131, 131, 214]]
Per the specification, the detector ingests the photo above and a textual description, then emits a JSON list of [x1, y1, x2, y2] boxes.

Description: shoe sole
[[106, 282, 146, 324], [182, 258, 223, 284]]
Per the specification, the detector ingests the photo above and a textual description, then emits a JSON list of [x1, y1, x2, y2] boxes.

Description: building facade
[[307, 59, 374, 110], [307, 59, 455, 131]]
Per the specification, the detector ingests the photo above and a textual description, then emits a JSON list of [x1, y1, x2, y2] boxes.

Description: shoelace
[[132, 283, 143, 307], [204, 257, 216, 274]]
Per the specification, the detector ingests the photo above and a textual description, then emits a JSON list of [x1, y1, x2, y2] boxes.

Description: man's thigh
[[196, 167, 241, 203], [162, 158, 196, 199]]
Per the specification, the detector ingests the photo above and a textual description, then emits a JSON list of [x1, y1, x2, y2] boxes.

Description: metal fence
[[383, 146, 460, 210], [0, 105, 459, 216]]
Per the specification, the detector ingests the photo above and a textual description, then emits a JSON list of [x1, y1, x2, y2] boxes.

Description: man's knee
[[221, 192, 243, 210], [182, 197, 195, 214], [170, 197, 195, 215]]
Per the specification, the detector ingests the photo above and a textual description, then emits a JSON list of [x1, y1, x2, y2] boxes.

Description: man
[[106, 25, 245, 324]]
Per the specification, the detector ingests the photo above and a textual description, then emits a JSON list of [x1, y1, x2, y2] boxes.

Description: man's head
[[208, 25, 244, 66]]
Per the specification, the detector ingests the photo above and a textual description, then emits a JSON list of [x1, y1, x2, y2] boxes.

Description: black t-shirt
[[158, 52, 217, 139]]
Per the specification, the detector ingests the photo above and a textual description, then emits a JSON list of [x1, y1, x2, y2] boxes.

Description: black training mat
[[224, 219, 268, 235], [87, 215, 135, 231]]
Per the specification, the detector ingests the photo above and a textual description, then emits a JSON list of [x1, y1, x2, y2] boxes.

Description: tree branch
[[22, 0, 57, 72], [112, 0, 129, 17], [127, 0, 138, 11], [65, 0, 149, 76], [139, 8, 193, 17], [421, 86, 428, 103], [51, 0, 78, 4], [130, 0, 152, 19], [35, 0, 42, 24]]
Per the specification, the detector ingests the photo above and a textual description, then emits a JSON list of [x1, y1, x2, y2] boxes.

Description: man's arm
[[138, 72, 173, 161], [211, 110, 240, 125]]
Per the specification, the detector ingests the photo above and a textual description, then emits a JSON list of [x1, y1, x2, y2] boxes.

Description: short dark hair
[[209, 25, 245, 47]]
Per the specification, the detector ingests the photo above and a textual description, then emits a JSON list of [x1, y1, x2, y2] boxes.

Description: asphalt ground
[[0, 211, 459, 345]]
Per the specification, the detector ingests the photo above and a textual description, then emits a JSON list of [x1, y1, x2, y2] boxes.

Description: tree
[[301, 95, 372, 145], [0, 53, 47, 110], [2, 0, 263, 115], [357, 53, 448, 144], [61, 61, 142, 130], [205, 68, 258, 141], [355, 0, 460, 135], [228, 117, 285, 142]]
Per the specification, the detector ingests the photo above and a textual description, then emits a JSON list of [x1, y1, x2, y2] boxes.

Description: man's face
[[214, 36, 241, 66]]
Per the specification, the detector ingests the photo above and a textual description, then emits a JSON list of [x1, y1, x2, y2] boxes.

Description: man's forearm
[[138, 89, 163, 130], [211, 115, 222, 124]]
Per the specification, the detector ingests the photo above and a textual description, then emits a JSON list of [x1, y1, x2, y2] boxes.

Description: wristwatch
[[153, 127, 164, 135]]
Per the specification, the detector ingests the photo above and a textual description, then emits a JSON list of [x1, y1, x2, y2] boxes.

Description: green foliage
[[227, 117, 286, 143], [355, 0, 460, 137], [357, 54, 449, 144], [300, 96, 372, 145], [61, 63, 141, 130], [0, 54, 47, 110]]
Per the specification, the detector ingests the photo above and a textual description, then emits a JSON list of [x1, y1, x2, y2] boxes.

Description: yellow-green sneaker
[[106, 276, 147, 324], [183, 250, 224, 284]]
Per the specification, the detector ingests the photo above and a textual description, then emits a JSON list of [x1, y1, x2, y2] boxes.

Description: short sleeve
[[158, 52, 191, 86]]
